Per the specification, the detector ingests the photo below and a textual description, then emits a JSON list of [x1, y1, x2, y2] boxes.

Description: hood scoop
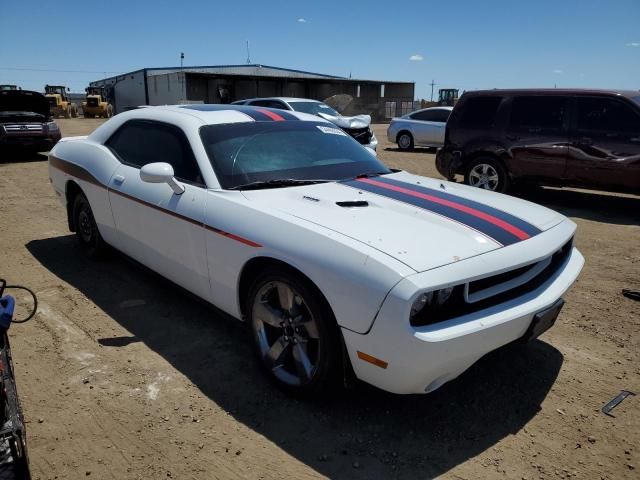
[[336, 200, 369, 208]]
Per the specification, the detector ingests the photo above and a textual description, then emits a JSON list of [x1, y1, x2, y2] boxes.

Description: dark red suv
[[436, 89, 640, 194]]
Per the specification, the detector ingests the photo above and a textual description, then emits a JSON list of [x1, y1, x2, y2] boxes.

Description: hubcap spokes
[[469, 164, 499, 190], [252, 282, 320, 385]]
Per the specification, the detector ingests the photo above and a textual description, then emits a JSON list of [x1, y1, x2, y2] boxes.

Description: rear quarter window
[[459, 96, 503, 128]]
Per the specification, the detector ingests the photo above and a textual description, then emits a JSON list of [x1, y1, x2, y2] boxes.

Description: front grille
[[342, 126, 372, 145], [87, 98, 99, 107], [410, 237, 574, 327], [3, 124, 44, 134]]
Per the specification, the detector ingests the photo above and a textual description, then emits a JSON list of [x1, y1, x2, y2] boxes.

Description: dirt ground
[[0, 119, 638, 480]]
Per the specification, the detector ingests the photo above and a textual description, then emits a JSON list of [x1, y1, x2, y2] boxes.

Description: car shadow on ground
[[512, 186, 640, 226], [384, 147, 438, 154], [0, 150, 47, 163], [27, 235, 563, 479]]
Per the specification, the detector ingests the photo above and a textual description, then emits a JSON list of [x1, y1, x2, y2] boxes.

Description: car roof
[[235, 97, 322, 104], [87, 104, 331, 144], [461, 88, 640, 99], [411, 106, 454, 113]]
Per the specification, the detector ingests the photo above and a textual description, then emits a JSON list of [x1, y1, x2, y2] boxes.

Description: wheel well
[[237, 256, 354, 384], [463, 153, 509, 176], [237, 257, 332, 319], [65, 180, 82, 232], [396, 130, 412, 143]]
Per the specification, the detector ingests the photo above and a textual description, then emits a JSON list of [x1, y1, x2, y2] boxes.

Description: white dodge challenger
[[48, 104, 584, 396]]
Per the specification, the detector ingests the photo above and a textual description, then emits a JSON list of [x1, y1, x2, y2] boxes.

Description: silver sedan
[[387, 107, 452, 150]]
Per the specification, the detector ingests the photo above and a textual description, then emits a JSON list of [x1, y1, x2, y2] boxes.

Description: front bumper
[[342, 220, 584, 394], [366, 133, 378, 151], [0, 133, 60, 151]]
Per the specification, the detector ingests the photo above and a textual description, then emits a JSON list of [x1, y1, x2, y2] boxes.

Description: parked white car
[[48, 104, 583, 396], [232, 97, 378, 150], [387, 106, 453, 150]]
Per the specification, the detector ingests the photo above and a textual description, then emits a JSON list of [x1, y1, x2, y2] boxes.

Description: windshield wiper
[[354, 171, 390, 179], [228, 178, 331, 191]]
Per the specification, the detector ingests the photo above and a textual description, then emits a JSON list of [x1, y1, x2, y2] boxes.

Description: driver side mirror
[[140, 162, 185, 195]]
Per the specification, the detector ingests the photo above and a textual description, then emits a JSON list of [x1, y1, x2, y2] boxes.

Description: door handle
[[506, 134, 519, 141], [113, 175, 125, 185]]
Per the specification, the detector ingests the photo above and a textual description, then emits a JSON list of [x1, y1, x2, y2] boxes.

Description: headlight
[[410, 291, 433, 317], [410, 286, 459, 326], [45, 122, 59, 133]]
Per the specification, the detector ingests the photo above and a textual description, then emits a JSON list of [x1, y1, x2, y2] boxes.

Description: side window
[[433, 109, 451, 122], [410, 110, 439, 122], [106, 121, 203, 185], [575, 97, 640, 138], [459, 96, 503, 128], [509, 96, 567, 132]]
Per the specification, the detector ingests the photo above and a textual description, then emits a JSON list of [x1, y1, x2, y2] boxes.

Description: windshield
[[200, 121, 390, 189], [288, 101, 339, 117], [632, 96, 640, 108]]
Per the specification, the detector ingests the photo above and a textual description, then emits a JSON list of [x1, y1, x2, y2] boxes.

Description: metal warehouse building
[[90, 64, 415, 120]]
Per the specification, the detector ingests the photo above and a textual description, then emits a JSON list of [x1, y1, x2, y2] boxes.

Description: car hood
[[242, 172, 565, 272], [317, 112, 371, 129], [0, 90, 50, 118]]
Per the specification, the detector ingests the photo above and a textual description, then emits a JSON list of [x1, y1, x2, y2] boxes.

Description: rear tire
[[245, 266, 341, 397], [464, 157, 510, 193], [397, 131, 414, 151], [72, 193, 106, 258]]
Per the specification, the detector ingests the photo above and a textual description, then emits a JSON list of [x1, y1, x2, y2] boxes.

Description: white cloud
[[552, 69, 563, 74], [297, 18, 307, 23], [626, 42, 640, 47], [409, 54, 424, 61]]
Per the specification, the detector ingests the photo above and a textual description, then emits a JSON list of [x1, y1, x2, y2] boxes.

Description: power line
[[0, 67, 123, 74]]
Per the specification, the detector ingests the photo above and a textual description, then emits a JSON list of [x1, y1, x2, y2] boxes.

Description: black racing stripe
[[343, 179, 517, 245], [377, 176, 542, 238]]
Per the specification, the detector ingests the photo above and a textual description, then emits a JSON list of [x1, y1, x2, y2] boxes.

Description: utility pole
[[180, 52, 185, 101], [246, 41, 251, 64], [429, 79, 436, 102]]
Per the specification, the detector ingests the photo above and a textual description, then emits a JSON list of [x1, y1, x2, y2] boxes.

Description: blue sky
[[1, 0, 638, 98]]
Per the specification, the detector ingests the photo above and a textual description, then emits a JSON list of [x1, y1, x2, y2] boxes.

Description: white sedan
[[48, 104, 584, 396], [387, 106, 453, 150]]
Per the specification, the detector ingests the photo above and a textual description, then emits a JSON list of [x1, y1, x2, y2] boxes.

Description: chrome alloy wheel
[[468, 163, 500, 190], [398, 133, 412, 149], [251, 281, 321, 386]]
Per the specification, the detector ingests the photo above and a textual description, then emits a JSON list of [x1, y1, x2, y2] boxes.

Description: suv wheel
[[465, 158, 509, 193]]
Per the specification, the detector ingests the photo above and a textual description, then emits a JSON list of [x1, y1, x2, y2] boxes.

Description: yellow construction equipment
[[44, 85, 78, 118], [82, 86, 113, 118]]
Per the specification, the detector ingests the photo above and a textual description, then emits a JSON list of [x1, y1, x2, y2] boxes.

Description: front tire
[[72, 193, 106, 257], [464, 157, 509, 193], [397, 131, 414, 151], [245, 267, 341, 397]]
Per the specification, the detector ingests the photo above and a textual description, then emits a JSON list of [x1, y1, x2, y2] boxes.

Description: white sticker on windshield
[[316, 125, 347, 136]]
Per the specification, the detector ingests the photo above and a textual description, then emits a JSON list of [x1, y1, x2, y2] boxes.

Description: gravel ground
[[0, 119, 638, 480]]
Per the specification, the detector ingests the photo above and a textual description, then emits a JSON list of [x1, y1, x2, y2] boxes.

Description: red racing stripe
[[356, 177, 531, 240], [256, 109, 285, 121]]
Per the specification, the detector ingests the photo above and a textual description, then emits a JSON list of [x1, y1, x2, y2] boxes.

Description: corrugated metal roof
[[90, 64, 415, 85], [147, 64, 346, 79]]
